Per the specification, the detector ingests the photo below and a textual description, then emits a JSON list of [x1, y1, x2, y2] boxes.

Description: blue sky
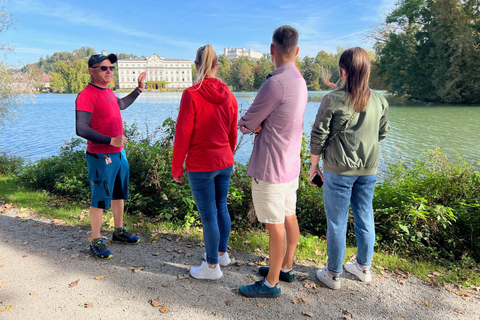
[[3, 0, 396, 68]]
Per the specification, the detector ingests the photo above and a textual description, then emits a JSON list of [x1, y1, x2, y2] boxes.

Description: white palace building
[[117, 54, 192, 89]]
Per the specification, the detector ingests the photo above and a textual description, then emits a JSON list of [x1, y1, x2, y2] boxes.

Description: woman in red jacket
[[172, 44, 238, 280]]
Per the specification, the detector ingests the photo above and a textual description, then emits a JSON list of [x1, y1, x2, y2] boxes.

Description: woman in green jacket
[[309, 47, 390, 290]]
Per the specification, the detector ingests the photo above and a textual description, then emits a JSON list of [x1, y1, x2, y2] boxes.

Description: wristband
[[310, 165, 319, 170]]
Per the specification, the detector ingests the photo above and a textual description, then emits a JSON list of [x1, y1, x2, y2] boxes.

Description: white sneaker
[[203, 252, 231, 267], [345, 261, 372, 282], [316, 266, 341, 290], [190, 261, 223, 280]]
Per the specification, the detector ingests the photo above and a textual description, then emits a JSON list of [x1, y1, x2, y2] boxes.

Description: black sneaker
[[112, 228, 140, 244], [258, 266, 295, 282], [89, 239, 113, 259]]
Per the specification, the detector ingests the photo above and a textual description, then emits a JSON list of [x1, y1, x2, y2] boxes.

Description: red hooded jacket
[[172, 78, 238, 178]]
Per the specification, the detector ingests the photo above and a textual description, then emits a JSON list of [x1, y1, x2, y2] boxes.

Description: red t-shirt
[[172, 78, 238, 178], [75, 84, 123, 154]]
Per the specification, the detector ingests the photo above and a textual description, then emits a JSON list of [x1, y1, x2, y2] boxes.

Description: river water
[[1, 91, 479, 171]]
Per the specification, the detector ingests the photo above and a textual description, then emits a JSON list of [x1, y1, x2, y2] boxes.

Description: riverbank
[[0, 201, 479, 319]]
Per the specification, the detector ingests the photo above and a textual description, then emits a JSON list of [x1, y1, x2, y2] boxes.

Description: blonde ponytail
[[195, 44, 218, 88]]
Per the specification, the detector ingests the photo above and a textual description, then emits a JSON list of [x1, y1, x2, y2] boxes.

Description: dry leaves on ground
[[302, 311, 314, 317], [129, 266, 144, 273], [225, 300, 234, 306], [94, 275, 104, 280], [159, 305, 168, 313], [69, 279, 80, 288], [177, 273, 189, 280], [292, 296, 307, 304], [83, 302, 93, 308], [149, 297, 161, 307]]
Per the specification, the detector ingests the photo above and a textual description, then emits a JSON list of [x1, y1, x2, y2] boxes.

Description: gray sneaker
[[345, 261, 372, 282], [316, 266, 341, 290]]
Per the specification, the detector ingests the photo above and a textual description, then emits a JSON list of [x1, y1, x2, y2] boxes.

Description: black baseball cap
[[88, 53, 118, 67]]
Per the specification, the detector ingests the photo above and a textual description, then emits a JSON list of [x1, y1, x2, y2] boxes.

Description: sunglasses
[[91, 66, 115, 71]]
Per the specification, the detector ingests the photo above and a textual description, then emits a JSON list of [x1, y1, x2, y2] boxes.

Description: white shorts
[[251, 177, 299, 224]]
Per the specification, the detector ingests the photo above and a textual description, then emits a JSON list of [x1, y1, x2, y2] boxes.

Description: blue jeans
[[323, 170, 377, 275], [188, 166, 233, 265]]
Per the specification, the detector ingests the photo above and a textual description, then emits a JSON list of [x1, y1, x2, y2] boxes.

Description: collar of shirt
[[266, 61, 297, 80]]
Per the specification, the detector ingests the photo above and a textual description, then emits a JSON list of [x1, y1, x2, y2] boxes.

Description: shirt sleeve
[[238, 78, 283, 134], [310, 95, 333, 156], [229, 93, 239, 154], [171, 90, 194, 178], [75, 110, 111, 145], [379, 100, 390, 142], [117, 88, 141, 110]]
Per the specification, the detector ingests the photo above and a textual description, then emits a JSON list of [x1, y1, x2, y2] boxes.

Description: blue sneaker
[[239, 278, 281, 298], [89, 239, 112, 259], [258, 267, 295, 282], [112, 228, 140, 244]]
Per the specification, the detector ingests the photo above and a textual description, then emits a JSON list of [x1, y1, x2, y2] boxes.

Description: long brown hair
[[194, 44, 217, 89], [339, 47, 371, 112]]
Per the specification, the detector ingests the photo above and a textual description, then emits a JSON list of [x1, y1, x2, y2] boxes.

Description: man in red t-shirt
[[75, 53, 146, 259]]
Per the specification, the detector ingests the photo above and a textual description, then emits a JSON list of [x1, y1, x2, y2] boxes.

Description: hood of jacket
[[194, 78, 230, 104]]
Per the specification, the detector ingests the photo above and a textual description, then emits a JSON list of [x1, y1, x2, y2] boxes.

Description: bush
[[0, 151, 24, 175], [373, 148, 480, 262]]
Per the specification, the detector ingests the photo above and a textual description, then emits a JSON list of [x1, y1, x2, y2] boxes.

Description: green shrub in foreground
[[0, 151, 24, 176]]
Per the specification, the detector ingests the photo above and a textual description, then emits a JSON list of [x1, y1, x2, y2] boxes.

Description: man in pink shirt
[[238, 25, 308, 298]]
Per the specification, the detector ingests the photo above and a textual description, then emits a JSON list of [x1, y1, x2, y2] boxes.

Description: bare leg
[[111, 199, 124, 229], [90, 206, 103, 239], [265, 223, 286, 286], [282, 214, 300, 269]]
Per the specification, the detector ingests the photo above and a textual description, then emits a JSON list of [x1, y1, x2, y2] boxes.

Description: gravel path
[[0, 204, 479, 320]]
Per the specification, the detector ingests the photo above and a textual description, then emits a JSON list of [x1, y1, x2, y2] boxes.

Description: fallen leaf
[[456, 290, 472, 297], [399, 279, 406, 285], [162, 283, 170, 288], [257, 303, 264, 308], [129, 267, 144, 273], [292, 296, 307, 304], [212, 311, 218, 316], [255, 260, 267, 266], [22, 242, 28, 246], [234, 261, 245, 267], [149, 297, 161, 307], [304, 281, 316, 289], [225, 300, 234, 306], [59, 304, 68, 308], [69, 279, 80, 288], [343, 310, 351, 316], [457, 310, 464, 314], [161, 193, 168, 201], [22, 255, 28, 258], [297, 275, 308, 281], [302, 311, 314, 317], [94, 276, 104, 280], [425, 300, 431, 307], [0, 283, 4, 288], [108, 240, 114, 245], [177, 273, 189, 280], [242, 240, 250, 245], [315, 250, 324, 256], [6, 305, 13, 310], [29, 292, 36, 295], [159, 305, 168, 313], [33, 222, 39, 227], [17, 213, 29, 218], [83, 302, 93, 308], [0, 265, 4, 269]]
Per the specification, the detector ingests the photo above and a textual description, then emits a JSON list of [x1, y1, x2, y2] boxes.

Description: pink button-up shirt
[[239, 62, 308, 183]]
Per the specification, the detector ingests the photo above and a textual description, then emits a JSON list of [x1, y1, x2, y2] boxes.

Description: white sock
[[356, 262, 368, 271], [281, 268, 292, 273], [264, 279, 276, 288]]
